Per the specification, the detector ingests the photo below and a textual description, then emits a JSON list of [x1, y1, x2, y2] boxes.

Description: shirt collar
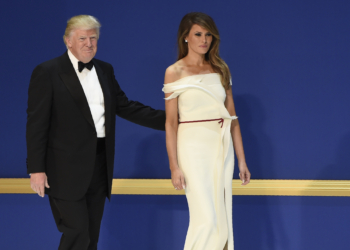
[[67, 49, 80, 71]]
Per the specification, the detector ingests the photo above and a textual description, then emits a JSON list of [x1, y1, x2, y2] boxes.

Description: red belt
[[179, 118, 224, 128]]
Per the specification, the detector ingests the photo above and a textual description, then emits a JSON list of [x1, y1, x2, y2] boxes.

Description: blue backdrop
[[0, 0, 349, 249]]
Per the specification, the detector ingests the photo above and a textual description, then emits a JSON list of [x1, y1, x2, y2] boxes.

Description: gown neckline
[[165, 73, 219, 85]]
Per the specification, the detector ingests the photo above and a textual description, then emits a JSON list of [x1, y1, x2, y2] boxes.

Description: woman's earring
[[185, 40, 188, 43]]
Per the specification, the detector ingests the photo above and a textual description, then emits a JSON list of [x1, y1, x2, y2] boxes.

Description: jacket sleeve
[[112, 68, 166, 131], [26, 65, 53, 174]]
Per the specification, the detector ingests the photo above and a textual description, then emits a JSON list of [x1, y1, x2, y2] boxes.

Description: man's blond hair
[[63, 15, 101, 45]]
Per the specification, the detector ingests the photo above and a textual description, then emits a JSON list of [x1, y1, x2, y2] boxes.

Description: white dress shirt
[[68, 49, 105, 137]]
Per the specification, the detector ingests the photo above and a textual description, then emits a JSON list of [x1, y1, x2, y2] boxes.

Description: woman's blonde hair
[[63, 15, 101, 45], [177, 12, 231, 89]]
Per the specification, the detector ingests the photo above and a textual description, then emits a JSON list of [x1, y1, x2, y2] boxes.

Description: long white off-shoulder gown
[[163, 73, 237, 250]]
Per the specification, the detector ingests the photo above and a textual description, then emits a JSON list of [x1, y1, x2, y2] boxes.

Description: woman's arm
[[225, 86, 251, 185], [164, 68, 186, 191]]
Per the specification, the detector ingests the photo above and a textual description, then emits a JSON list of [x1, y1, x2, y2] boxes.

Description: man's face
[[66, 28, 98, 63]]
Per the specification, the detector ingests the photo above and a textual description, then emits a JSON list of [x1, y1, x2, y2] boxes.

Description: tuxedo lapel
[[93, 60, 111, 135], [59, 52, 95, 130]]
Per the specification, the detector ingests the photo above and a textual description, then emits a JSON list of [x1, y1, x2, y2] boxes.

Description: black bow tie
[[78, 61, 94, 72]]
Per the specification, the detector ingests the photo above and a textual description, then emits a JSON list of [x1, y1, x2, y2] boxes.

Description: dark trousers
[[49, 139, 108, 250]]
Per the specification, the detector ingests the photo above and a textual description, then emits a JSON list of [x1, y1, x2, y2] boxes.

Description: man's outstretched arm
[[113, 69, 166, 131]]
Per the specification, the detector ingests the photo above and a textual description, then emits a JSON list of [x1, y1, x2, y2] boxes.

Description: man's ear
[[65, 37, 72, 48]]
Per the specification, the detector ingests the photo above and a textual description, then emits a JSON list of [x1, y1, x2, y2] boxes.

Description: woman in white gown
[[163, 12, 251, 250]]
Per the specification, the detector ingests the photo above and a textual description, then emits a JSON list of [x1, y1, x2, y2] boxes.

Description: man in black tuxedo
[[26, 15, 165, 250]]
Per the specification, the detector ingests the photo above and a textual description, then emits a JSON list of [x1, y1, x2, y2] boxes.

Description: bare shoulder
[[164, 61, 184, 84]]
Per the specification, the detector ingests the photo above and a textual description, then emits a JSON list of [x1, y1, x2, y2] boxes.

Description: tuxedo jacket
[[26, 51, 165, 201]]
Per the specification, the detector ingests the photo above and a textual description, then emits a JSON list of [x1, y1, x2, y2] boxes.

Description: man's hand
[[30, 172, 50, 197]]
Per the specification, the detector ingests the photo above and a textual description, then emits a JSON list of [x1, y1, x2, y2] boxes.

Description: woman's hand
[[238, 162, 251, 186], [171, 167, 186, 191]]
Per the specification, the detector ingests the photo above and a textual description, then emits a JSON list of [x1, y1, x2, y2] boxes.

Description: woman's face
[[185, 24, 213, 55]]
